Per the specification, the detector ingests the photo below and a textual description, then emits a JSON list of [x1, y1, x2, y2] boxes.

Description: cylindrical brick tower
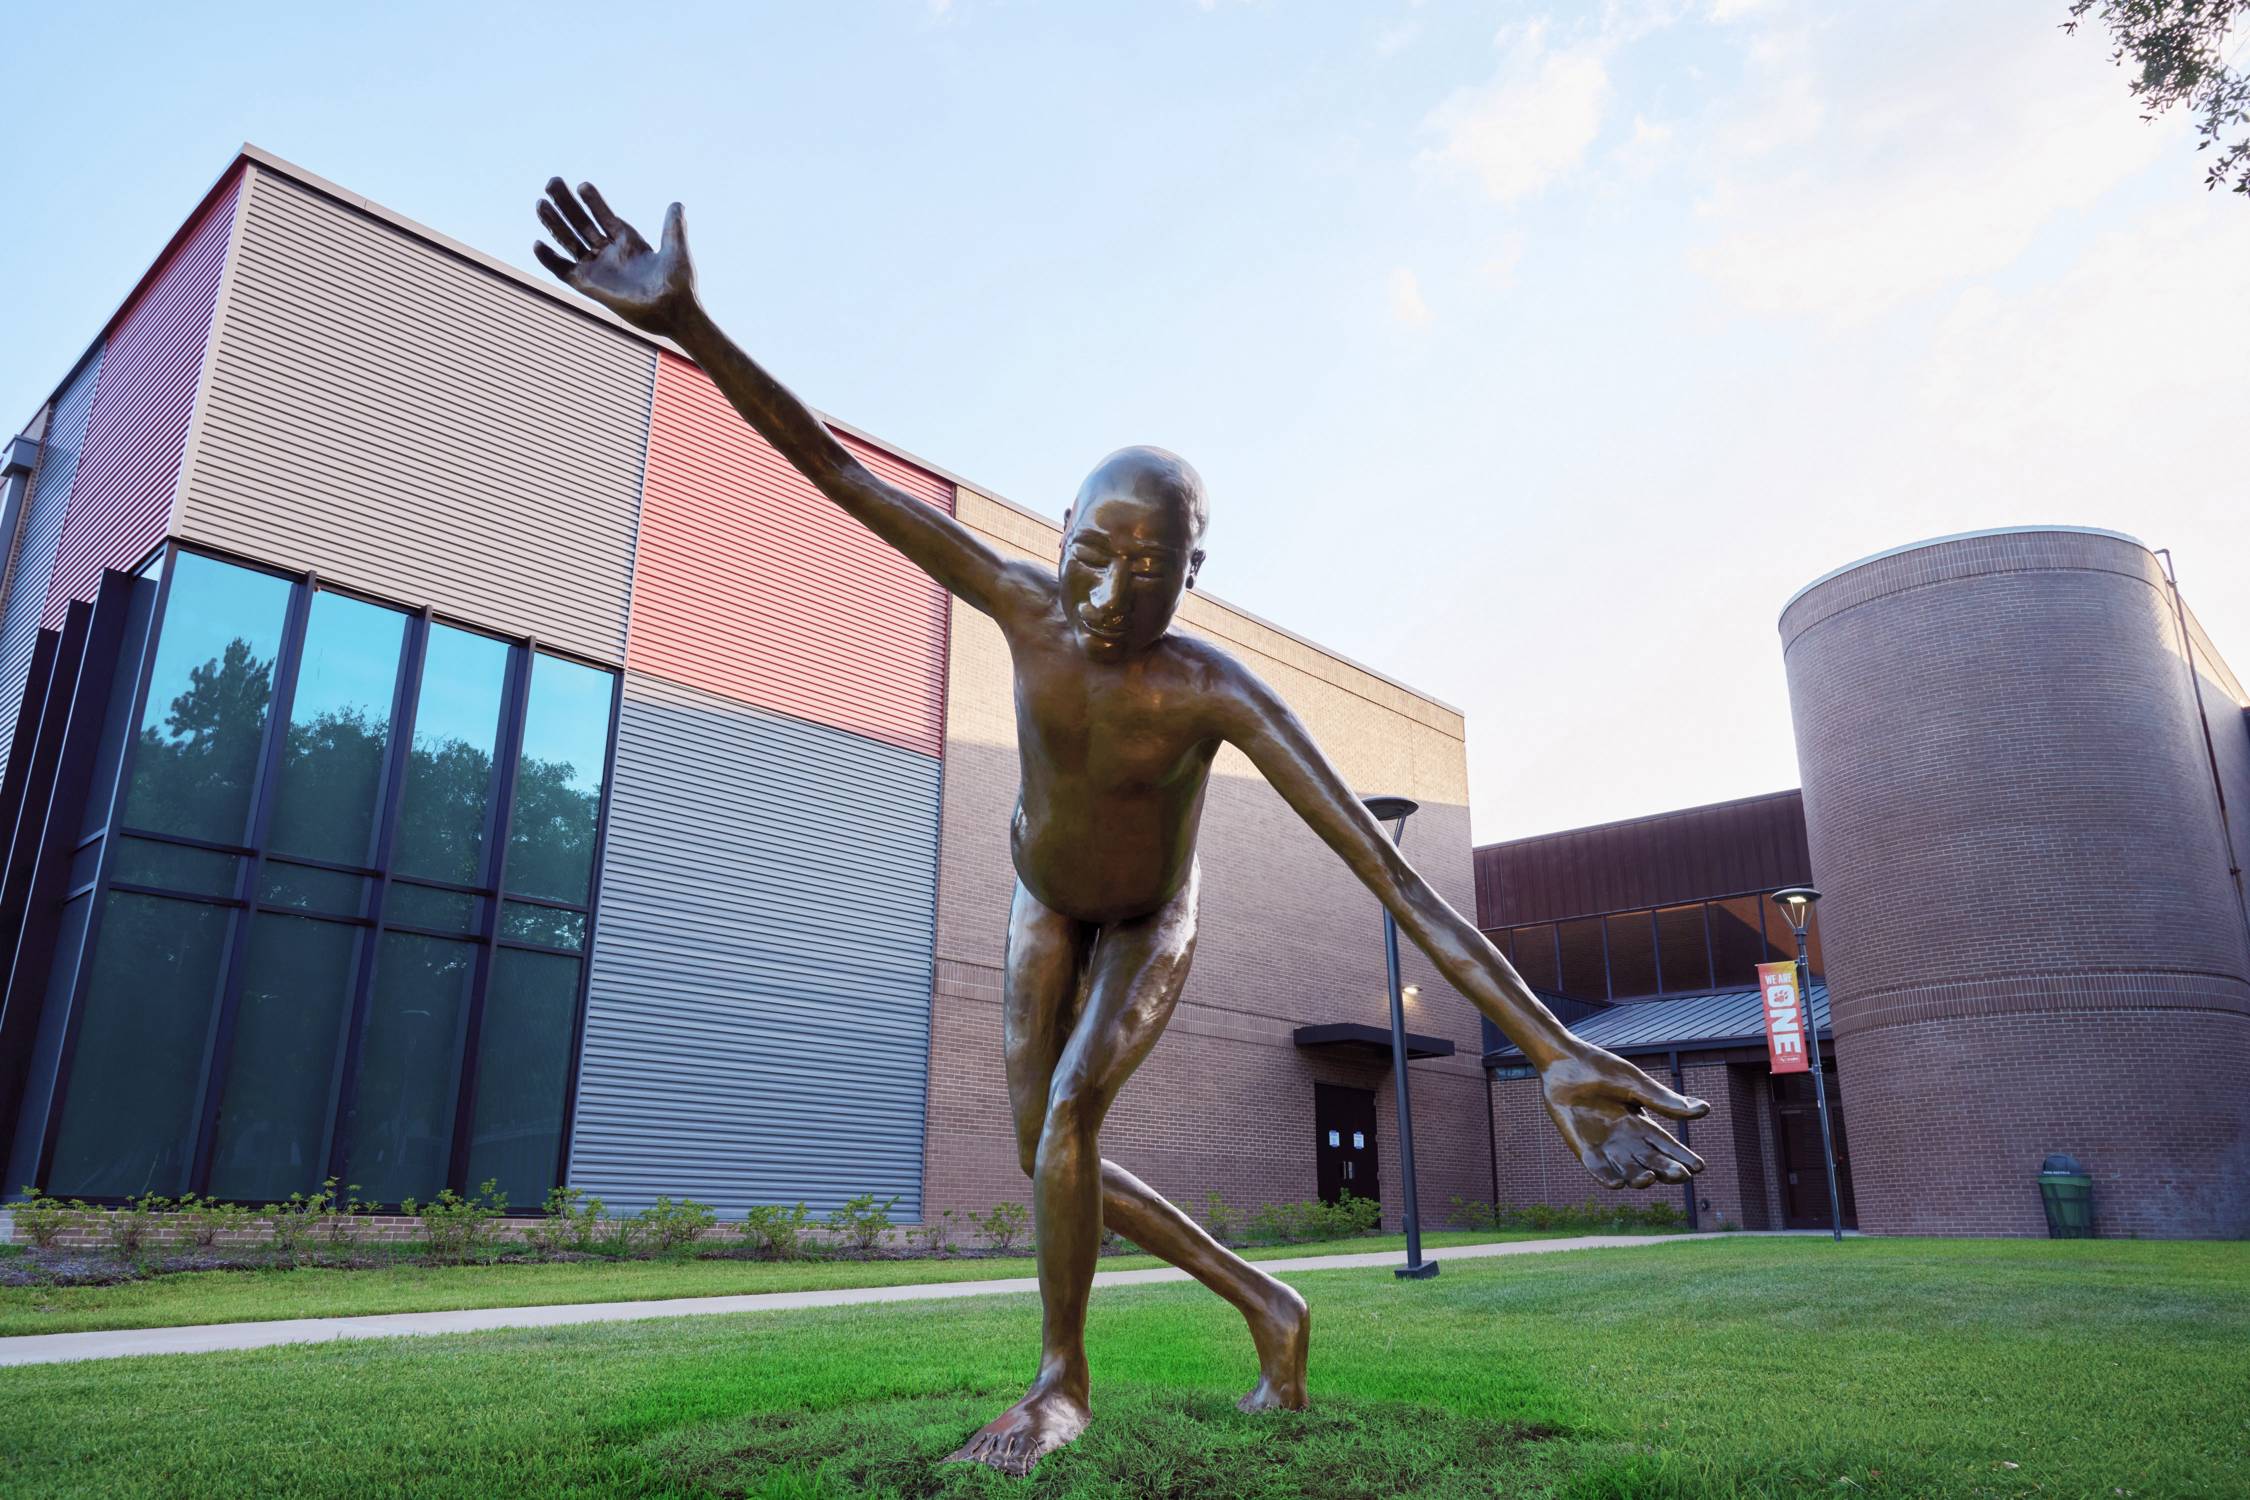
[[1780, 527, 2250, 1238]]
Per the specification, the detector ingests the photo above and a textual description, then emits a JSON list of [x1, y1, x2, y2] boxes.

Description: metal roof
[[1484, 982, 1830, 1065]]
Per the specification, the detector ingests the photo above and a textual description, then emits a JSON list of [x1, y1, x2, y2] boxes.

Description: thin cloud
[[1689, 13, 2173, 323], [1421, 21, 1614, 204], [1388, 266, 1433, 326]]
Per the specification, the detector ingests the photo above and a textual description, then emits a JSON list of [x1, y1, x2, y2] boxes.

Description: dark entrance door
[[1772, 1067, 1857, 1230], [1314, 1083, 1379, 1207]]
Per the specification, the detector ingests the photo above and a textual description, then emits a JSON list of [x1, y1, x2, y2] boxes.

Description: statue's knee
[[1038, 1079, 1100, 1159]]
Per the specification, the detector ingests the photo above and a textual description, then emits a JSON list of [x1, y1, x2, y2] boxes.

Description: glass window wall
[[34, 548, 618, 1209]]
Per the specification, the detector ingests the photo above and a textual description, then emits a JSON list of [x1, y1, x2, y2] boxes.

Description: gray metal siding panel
[[177, 167, 655, 663], [570, 672, 940, 1217], [0, 352, 102, 781]]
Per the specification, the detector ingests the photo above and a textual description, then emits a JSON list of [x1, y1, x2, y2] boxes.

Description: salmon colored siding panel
[[43, 171, 239, 626], [628, 353, 953, 758]]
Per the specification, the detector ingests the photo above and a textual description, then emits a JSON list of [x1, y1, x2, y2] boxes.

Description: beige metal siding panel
[[176, 168, 654, 661]]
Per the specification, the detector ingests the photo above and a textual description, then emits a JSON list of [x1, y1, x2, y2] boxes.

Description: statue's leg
[[1097, 1160, 1310, 1412], [952, 864, 1226, 1474], [950, 878, 1094, 1475]]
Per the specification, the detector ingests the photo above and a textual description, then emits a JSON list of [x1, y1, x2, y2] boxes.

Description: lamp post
[[1770, 886, 1843, 1242], [1364, 795, 1437, 1280]]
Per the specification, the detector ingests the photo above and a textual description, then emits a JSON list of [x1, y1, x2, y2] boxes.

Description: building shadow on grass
[[644, 1387, 1563, 1498]]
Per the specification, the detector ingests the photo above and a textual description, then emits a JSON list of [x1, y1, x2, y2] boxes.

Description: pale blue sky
[[10, 1, 2244, 839]]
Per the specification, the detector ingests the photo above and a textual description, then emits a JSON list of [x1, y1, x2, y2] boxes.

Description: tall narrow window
[[45, 893, 232, 1197], [343, 932, 477, 1204], [118, 551, 291, 846], [468, 653, 617, 1205], [392, 624, 509, 888]]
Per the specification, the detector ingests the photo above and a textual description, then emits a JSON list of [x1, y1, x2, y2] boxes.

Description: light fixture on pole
[[1770, 885, 1844, 1242], [1364, 794, 1437, 1280]]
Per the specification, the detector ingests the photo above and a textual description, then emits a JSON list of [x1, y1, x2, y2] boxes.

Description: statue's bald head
[[1071, 446, 1208, 546]]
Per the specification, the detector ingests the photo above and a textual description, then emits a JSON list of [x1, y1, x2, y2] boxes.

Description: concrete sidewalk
[[0, 1232, 1711, 1368]]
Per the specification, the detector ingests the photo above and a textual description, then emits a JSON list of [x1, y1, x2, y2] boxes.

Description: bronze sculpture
[[533, 180, 1708, 1477]]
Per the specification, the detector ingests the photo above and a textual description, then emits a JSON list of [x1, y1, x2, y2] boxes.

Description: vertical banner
[[1757, 960, 1810, 1075]]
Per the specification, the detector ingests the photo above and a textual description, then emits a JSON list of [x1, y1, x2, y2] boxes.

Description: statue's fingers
[[1647, 1129, 1704, 1175], [1636, 1078, 1710, 1121], [579, 182, 634, 243], [536, 200, 592, 261], [661, 201, 690, 260], [532, 241, 577, 281], [544, 177, 605, 247]]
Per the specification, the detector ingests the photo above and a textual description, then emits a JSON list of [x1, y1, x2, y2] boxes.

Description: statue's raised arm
[[534, 179, 1046, 623]]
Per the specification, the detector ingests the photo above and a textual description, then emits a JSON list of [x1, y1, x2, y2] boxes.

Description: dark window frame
[[30, 542, 620, 1213]]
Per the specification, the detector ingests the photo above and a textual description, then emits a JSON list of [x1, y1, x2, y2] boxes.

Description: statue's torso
[[1006, 623, 1220, 926]]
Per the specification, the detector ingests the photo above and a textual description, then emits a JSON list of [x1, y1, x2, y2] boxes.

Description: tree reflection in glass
[[268, 593, 407, 867], [504, 654, 614, 909], [393, 625, 510, 887], [121, 553, 291, 844]]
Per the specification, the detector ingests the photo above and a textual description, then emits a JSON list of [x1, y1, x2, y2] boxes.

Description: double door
[[1314, 1083, 1380, 1207]]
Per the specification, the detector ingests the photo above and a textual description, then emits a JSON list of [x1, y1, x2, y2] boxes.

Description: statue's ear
[[1186, 548, 1206, 591]]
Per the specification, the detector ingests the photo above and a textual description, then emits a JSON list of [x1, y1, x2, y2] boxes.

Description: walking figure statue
[[533, 179, 1708, 1477]]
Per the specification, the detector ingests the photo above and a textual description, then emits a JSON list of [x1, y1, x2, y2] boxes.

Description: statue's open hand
[[1540, 1044, 1709, 1189], [533, 179, 694, 338]]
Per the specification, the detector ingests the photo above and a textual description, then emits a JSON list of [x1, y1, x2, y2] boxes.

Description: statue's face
[[1059, 488, 1202, 659]]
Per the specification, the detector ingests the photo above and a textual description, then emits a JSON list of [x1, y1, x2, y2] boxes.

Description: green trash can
[[2037, 1153, 2093, 1239]]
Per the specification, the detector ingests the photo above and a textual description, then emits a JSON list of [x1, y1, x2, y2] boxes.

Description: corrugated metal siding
[[0, 352, 103, 782], [177, 167, 656, 663], [41, 176, 238, 628], [570, 671, 941, 1216], [1475, 789, 1811, 926], [627, 353, 953, 757]]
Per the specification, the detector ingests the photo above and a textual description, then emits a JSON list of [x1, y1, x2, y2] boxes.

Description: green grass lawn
[[0, 1229, 1620, 1337], [2, 1237, 2242, 1498]]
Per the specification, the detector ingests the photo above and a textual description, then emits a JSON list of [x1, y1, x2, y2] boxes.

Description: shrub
[[1448, 1195, 1501, 1231], [640, 1196, 718, 1255], [1324, 1189, 1381, 1238], [103, 1193, 172, 1256], [403, 1180, 508, 1265], [1202, 1193, 1241, 1246], [175, 1194, 255, 1248], [319, 1180, 371, 1251], [262, 1187, 329, 1263], [1479, 1197, 1691, 1234], [12, 1188, 88, 1250], [972, 1200, 1031, 1254], [742, 1201, 814, 1260], [597, 1210, 645, 1257], [529, 1187, 603, 1258], [825, 1194, 898, 1253], [907, 1208, 960, 1258]]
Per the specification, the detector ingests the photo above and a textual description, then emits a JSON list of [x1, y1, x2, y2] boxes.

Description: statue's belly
[[1010, 790, 1199, 925]]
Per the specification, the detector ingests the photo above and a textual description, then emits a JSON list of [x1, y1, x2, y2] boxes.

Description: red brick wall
[[1783, 529, 2250, 1238]]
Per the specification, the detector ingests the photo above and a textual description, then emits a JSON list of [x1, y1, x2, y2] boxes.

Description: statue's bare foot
[[1237, 1276, 1311, 1412], [946, 1371, 1091, 1477]]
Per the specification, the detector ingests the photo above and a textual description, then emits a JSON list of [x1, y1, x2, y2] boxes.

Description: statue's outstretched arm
[[1211, 656, 1709, 1190], [534, 179, 1046, 622]]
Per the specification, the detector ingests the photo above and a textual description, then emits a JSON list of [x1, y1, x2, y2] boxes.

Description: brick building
[[0, 147, 1495, 1235], [1480, 529, 2250, 1240]]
